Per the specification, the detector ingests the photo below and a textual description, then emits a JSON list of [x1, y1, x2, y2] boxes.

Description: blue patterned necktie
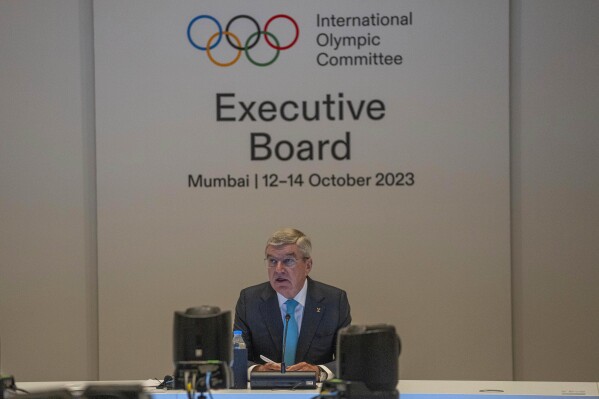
[[284, 299, 299, 366]]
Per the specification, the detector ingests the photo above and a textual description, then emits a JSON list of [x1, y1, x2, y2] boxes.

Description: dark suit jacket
[[234, 277, 351, 374]]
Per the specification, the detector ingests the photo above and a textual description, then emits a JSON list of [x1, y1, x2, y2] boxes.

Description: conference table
[[17, 380, 599, 399]]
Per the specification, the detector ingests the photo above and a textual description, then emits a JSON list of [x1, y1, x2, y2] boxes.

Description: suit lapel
[[296, 279, 325, 362], [259, 285, 284, 358]]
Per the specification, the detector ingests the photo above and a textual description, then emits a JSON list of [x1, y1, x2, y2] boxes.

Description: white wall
[[0, 0, 597, 382], [0, 0, 97, 381], [510, 0, 599, 382], [93, 0, 511, 382]]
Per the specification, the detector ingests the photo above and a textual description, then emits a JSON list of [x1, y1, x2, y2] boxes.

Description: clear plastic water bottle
[[233, 330, 246, 349], [232, 330, 248, 389]]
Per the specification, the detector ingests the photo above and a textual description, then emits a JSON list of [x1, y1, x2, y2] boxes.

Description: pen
[[260, 355, 278, 364]]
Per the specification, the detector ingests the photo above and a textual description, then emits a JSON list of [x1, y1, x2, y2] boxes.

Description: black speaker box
[[337, 324, 401, 393]]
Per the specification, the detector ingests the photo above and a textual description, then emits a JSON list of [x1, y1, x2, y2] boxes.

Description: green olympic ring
[[244, 31, 280, 67]]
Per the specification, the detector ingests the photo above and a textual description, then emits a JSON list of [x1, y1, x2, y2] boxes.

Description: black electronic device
[[1, 375, 16, 399], [83, 384, 146, 399], [250, 371, 317, 390], [173, 361, 231, 393], [172, 306, 232, 395], [5, 389, 72, 399], [318, 324, 401, 399]]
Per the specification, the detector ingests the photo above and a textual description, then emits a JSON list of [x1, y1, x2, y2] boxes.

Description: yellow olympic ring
[[206, 31, 242, 67]]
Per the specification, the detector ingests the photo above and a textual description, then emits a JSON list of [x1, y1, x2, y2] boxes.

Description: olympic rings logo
[[187, 14, 299, 67]]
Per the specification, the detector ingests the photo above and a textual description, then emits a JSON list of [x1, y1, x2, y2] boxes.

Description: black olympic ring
[[225, 15, 261, 51]]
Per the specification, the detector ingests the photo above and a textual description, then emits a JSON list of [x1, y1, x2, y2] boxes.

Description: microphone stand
[[281, 314, 291, 374], [248, 313, 316, 389]]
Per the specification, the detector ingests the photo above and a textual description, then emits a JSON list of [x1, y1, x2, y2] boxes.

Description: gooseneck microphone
[[249, 312, 317, 389], [281, 314, 291, 374]]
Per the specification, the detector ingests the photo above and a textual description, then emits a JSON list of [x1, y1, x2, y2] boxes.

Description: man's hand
[[286, 362, 322, 381], [253, 361, 323, 381], [253, 362, 281, 372]]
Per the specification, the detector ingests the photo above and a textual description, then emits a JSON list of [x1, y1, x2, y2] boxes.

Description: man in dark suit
[[234, 228, 351, 381]]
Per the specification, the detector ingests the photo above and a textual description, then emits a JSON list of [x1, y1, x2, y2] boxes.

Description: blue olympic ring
[[187, 15, 222, 51]]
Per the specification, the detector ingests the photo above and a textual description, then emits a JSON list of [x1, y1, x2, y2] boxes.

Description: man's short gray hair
[[266, 228, 312, 258]]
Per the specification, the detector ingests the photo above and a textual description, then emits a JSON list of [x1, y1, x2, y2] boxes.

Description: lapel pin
[[316, 307, 321, 313]]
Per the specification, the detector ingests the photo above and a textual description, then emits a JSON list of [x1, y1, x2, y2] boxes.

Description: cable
[[205, 371, 213, 399], [184, 371, 193, 399], [153, 375, 174, 390]]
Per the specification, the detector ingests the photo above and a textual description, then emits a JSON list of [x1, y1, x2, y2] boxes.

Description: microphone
[[281, 314, 291, 374], [249, 311, 317, 389]]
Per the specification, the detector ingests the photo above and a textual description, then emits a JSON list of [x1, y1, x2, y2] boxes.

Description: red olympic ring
[[264, 14, 300, 51]]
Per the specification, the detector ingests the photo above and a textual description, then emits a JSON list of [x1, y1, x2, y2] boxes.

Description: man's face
[[266, 244, 312, 299]]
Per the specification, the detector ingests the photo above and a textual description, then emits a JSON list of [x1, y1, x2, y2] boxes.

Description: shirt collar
[[277, 278, 308, 309]]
